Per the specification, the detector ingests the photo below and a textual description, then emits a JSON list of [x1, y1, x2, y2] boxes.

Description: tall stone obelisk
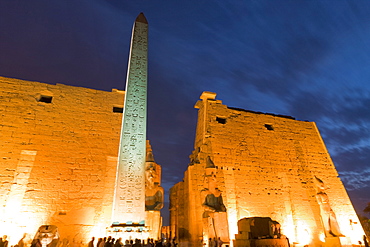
[[112, 12, 148, 225]]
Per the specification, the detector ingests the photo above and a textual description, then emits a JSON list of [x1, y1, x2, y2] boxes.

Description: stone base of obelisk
[[107, 210, 162, 241], [107, 223, 149, 242]]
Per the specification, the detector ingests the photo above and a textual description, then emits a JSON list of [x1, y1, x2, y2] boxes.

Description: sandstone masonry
[[169, 92, 365, 247], [0, 76, 124, 243]]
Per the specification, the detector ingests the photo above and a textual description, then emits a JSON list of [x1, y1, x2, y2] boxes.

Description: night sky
[[1, 1, 369, 223]]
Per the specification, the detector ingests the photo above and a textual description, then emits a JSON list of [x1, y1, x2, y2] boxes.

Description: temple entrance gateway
[[169, 92, 366, 246]]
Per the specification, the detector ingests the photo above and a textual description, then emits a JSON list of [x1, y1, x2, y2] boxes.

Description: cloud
[[332, 146, 370, 173], [339, 168, 370, 191], [324, 126, 369, 150], [287, 88, 370, 128]]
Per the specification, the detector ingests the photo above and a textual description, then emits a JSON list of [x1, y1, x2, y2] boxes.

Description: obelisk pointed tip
[[136, 12, 148, 24]]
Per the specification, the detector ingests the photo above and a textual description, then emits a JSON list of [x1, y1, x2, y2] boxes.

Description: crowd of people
[[0, 233, 178, 247], [204, 237, 223, 247], [87, 237, 177, 247]]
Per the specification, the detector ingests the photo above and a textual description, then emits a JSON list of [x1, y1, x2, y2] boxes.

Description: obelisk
[[112, 12, 148, 225]]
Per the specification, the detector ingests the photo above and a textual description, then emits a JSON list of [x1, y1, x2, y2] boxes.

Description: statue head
[[145, 163, 157, 188], [204, 167, 218, 190], [314, 176, 326, 191]]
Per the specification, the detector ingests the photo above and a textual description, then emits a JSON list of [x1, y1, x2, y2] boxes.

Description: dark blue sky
[[1, 0, 369, 220]]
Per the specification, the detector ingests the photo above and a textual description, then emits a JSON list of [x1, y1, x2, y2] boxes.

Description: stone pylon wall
[[169, 92, 365, 247], [0, 76, 124, 244]]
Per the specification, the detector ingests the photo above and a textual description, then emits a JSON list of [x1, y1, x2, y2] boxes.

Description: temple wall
[[0, 76, 124, 244], [170, 92, 365, 247]]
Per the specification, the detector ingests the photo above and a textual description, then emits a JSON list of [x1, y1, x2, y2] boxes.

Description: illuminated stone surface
[[0, 76, 124, 243], [2, 150, 37, 233], [169, 92, 366, 247], [112, 12, 148, 226], [0, 13, 163, 244]]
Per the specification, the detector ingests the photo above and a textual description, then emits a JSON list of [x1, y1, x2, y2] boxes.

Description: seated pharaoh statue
[[145, 143, 164, 211], [201, 157, 229, 244]]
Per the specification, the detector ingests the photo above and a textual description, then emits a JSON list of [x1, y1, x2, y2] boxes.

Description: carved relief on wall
[[201, 157, 229, 244], [314, 176, 344, 237]]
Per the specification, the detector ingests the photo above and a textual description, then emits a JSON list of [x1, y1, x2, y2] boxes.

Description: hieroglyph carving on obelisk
[[112, 13, 148, 225]]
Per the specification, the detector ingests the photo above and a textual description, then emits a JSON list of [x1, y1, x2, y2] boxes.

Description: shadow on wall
[[179, 228, 191, 240]]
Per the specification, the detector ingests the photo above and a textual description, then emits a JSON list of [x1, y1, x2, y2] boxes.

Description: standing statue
[[201, 157, 229, 245], [314, 176, 344, 237]]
